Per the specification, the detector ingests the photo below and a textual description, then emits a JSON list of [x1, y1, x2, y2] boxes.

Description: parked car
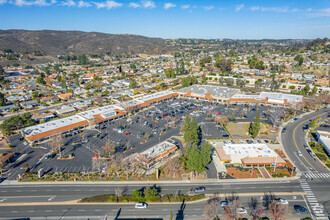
[[294, 205, 307, 212], [194, 187, 205, 193], [220, 201, 229, 207], [135, 202, 148, 209], [275, 198, 289, 205], [237, 207, 247, 214], [282, 128, 286, 134], [0, 137, 3, 141]]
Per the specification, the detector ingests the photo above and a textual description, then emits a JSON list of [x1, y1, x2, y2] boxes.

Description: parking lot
[[2, 97, 285, 179]]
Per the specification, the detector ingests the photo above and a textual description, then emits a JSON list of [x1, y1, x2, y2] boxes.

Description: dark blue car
[[294, 205, 307, 212]]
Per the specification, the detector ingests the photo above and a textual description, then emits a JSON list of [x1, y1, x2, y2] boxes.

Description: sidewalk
[[1, 175, 300, 185]]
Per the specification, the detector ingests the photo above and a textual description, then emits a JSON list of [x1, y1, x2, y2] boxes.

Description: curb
[[3, 176, 300, 185]]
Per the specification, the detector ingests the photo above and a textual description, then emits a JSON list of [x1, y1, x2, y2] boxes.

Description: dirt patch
[[227, 167, 262, 179]]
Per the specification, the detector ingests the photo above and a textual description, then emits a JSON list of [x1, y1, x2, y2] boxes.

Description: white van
[[135, 202, 147, 209]]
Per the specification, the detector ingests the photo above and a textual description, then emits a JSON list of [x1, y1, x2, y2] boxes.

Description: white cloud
[[142, 0, 155, 9], [250, 6, 289, 13], [250, 6, 301, 13], [94, 0, 122, 9], [0, 0, 6, 4], [12, 0, 58, 6], [62, 0, 75, 6], [307, 8, 330, 17], [203, 5, 214, 10], [164, 2, 175, 10], [235, 3, 244, 12], [78, 0, 91, 7], [129, 2, 140, 8], [14, 0, 34, 6], [306, 8, 312, 12], [181, 4, 189, 9]]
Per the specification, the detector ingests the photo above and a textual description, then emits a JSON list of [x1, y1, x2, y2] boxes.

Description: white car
[[135, 202, 147, 208], [275, 198, 289, 205], [297, 151, 302, 157], [237, 207, 247, 214], [23, 142, 27, 145]]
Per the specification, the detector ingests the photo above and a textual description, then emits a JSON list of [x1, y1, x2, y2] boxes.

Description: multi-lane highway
[[0, 180, 324, 219], [281, 108, 330, 220], [282, 108, 330, 175]]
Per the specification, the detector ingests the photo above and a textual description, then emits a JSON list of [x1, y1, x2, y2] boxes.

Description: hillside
[[0, 29, 171, 56]]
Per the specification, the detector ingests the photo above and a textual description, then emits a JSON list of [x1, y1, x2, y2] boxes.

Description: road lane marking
[[292, 112, 328, 172]]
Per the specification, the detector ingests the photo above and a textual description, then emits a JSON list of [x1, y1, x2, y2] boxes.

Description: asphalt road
[[0, 180, 326, 219], [281, 108, 330, 174]]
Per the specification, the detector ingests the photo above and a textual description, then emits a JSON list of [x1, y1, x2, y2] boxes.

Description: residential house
[[32, 112, 56, 122], [58, 93, 74, 100], [20, 100, 39, 109], [55, 105, 76, 116]]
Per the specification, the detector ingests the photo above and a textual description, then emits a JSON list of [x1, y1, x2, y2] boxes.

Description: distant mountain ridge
[[0, 29, 171, 55]]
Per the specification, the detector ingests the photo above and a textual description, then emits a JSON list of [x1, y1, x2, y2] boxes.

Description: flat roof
[[178, 85, 239, 99], [259, 92, 303, 103], [22, 115, 86, 136], [77, 105, 120, 120], [222, 144, 278, 157], [137, 141, 177, 164]]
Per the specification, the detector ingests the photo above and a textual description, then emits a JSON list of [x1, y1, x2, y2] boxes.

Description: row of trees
[[204, 193, 288, 220], [182, 115, 212, 173], [181, 76, 198, 87]]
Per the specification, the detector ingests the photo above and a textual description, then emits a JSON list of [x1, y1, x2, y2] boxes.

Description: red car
[[217, 112, 222, 115], [124, 132, 131, 135], [92, 154, 99, 157], [0, 137, 3, 141]]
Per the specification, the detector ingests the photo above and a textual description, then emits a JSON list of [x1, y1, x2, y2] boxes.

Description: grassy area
[[309, 141, 330, 166], [226, 122, 249, 136], [79, 194, 205, 203], [226, 122, 277, 138]]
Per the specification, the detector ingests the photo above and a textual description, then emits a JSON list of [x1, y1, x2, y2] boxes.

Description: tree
[[115, 186, 128, 201], [75, 77, 80, 87], [225, 78, 235, 86], [268, 107, 283, 127], [224, 194, 242, 220], [215, 116, 229, 127], [56, 75, 62, 82], [143, 186, 160, 202], [36, 76, 46, 85], [102, 140, 116, 156], [294, 55, 304, 66], [183, 115, 200, 146], [77, 54, 88, 65], [249, 112, 260, 138], [302, 84, 310, 96], [311, 86, 318, 96], [0, 65, 4, 75], [185, 142, 212, 173], [215, 58, 232, 73], [166, 157, 182, 178], [61, 81, 67, 90], [268, 200, 288, 220], [0, 92, 5, 106], [249, 197, 264, 220], [129, 80, 138, 88], [236, 79, 246, 88], [204, 199, 221, 220]]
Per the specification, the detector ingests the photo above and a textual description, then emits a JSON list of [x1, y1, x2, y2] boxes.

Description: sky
[[0, 0, 329, 39]]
